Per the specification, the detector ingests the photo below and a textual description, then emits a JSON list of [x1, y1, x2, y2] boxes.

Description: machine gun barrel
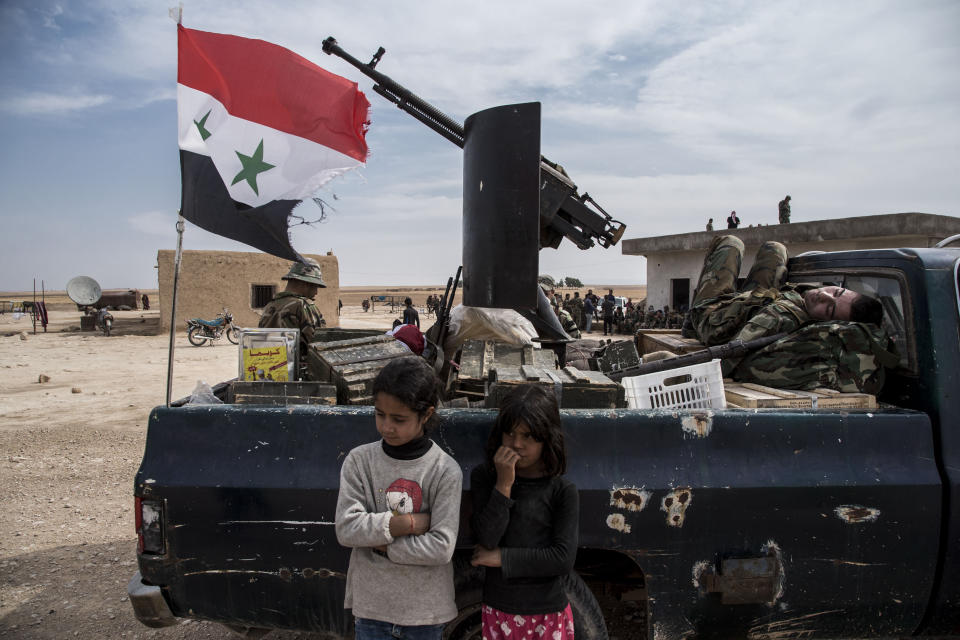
[[607, 333, 788, 382], [322, 38, 465, 147], [322, 37, 626, 251]]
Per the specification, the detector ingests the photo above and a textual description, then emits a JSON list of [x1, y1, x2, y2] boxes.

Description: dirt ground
[[0, 283, 645, 640]]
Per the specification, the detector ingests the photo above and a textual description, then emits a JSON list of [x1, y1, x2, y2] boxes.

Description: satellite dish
[[66, 276, 102, 306]]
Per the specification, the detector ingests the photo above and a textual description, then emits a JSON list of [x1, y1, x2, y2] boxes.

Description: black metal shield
[[462, 102, 541, 309]]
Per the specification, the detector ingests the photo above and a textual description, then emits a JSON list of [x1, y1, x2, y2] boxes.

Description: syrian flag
[[177, 25, 370, 261]]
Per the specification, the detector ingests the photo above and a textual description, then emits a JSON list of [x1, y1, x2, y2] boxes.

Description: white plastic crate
[[623, 359, 727, 410]]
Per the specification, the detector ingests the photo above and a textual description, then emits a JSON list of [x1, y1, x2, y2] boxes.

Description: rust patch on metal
[[610, 487, 651, 512], [834, 504, 880, 524], [302, 568, 315, 579], [279, 568, 292, 581], [661, 487, 692, 527], [606, 513, 632, 533], [681, 412, 713, 438]]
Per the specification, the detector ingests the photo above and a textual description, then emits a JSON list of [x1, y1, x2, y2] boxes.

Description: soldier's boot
[[692, 235, 744, 308], [742, 241, 788, 292]]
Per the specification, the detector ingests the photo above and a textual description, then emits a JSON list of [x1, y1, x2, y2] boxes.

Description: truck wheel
[[187, 326, 207, 346], [443, 565, 608, 640], [564, 571, 609, 640], [226, 327, 239, 344]]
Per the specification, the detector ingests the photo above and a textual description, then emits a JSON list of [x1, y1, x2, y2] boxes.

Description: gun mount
[[322, 37, 627, 252]]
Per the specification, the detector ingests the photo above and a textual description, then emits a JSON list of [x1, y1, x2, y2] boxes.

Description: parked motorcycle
[[96, 308, 114, 337], [186, 308, 240, 346]]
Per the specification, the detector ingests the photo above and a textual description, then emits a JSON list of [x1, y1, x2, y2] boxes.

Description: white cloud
[[0, 91, 111, 115]]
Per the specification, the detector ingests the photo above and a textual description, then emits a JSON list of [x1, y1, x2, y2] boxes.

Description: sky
[[1, 0, 958, 291]]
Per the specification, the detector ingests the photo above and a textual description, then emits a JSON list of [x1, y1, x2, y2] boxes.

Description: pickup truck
[[128, 245, 960, 639]]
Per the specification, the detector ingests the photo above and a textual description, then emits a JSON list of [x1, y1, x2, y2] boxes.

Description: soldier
[[706, 218, 714, 231], [572, 291, 585, 329], [557, 305, 581, 339], [689, 235, 895, 392], [779, 195, 791, 224], [259, 258, 327, 356]]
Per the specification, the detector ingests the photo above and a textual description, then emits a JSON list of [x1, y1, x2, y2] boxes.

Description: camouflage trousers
[[690, 236, 788, 345]]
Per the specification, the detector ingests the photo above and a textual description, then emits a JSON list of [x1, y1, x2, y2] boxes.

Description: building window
[[251, 284, 276, 309], [671, 278, 690, 311]]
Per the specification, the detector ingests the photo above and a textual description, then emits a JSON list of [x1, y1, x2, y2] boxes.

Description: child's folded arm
[[334, 455, 394, 548], [388, 464, 463, 565]]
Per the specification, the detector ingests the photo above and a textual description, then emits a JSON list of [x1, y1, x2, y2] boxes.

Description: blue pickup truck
[[128, 245, 959, 639]]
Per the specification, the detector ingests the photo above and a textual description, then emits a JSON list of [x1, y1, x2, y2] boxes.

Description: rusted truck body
[[129, 247, 960, 638]]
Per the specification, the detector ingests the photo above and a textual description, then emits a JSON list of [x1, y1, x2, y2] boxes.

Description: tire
[[103, 320, 112, 337], [187, 326, 207, 346], [564, 571, 609, 640], [226, 326, 239, 345], [444, 561, 608, 640]]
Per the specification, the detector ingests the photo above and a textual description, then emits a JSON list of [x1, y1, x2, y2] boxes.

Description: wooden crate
[[724, 382, 876, 410], [637, 330, 704, 356], [791, 388, 877, 410], [305, 334, 412, 405], [486, 365, 623, 409], [455, 340, 556, 399], [227, 381, 336, 406], [723, 382, 813, 409]]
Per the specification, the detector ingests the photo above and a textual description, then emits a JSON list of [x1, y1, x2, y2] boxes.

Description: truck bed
[[135, 402, 939, 637]]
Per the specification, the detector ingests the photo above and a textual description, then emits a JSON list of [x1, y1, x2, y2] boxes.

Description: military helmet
[[283, 258, 326, 287]]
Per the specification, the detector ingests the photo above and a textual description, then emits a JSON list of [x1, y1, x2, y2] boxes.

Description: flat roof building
[[622, 213, 960, 311], [156, 250, 340, 332]]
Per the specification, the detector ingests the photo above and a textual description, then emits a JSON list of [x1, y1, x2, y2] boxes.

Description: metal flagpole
[[165, 214, 186, 406]]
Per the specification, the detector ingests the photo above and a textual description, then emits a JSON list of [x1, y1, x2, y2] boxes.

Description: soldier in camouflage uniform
[[557, 306, 581, 339], [259, 259, 327, 357], [690, 235, 895, 392], [778, 195, 791, 224], [572, 292, 585, 329]]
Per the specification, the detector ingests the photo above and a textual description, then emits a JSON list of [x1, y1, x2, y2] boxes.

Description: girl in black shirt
[[471, 385, 579, 639]]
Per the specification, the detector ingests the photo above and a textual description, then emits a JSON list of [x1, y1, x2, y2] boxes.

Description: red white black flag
[[177, 25, 370, 260]]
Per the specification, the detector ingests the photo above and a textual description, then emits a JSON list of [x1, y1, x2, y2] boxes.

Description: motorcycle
[[186, 308, 240, 346], [96, 308, 114, 337]]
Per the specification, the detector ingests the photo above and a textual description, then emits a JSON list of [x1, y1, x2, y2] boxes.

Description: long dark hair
[[486, 384, 567, 476], [372, 356, 439, 430]]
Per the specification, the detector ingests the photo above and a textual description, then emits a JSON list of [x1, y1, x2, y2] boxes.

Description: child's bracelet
[[408, 513, 415, 535]]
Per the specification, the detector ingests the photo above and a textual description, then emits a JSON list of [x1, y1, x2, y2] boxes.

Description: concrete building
[[622, 213, 960, 311], [157, 250, 340, 332]]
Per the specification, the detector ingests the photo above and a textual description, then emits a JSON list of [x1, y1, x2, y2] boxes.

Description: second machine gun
[[322, 37, 626, 252]]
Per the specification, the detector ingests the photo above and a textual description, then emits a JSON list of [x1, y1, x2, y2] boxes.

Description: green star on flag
[[232, 139, 275, 195], [194, 110, 212, 140], [177, 24, 370, 261]]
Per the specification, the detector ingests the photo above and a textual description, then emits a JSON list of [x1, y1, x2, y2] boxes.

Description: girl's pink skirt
[[481, 603, 574, 640]]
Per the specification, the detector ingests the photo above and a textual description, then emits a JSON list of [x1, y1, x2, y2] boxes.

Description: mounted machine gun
[[322, 37, 626, 252]]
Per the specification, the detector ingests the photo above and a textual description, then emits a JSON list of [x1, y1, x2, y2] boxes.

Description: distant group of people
[[706, 195, 792, 230], [542, 287, 686, 339]]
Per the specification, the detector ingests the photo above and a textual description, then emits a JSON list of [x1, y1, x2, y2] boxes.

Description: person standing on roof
[[779, 195, 791, 224]]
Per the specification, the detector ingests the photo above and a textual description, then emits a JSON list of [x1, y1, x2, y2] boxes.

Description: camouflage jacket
[[558, 308, 581, 339], [732, 321, 899, 394], [692, 286, 810, 346], [258, 292, 325, 346]]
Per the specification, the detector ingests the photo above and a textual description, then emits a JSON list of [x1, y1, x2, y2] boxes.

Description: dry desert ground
[[0, 283, 645, 639]]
